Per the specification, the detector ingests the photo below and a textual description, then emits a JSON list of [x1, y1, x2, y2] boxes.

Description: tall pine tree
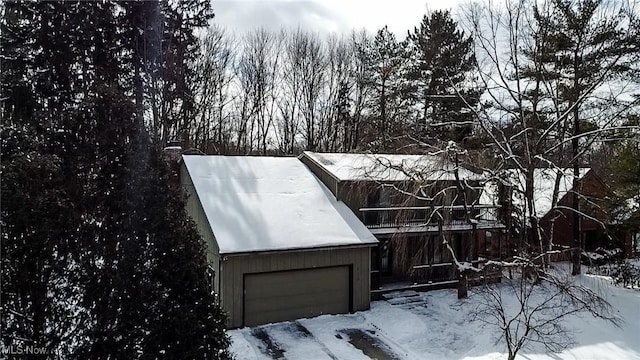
[[404, 10, 482, 145], [362, 26, 411, 151]]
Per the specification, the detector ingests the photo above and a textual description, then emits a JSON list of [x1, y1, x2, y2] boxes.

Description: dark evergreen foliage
[[361, 26, 410, 150], [124, 0, 215, 146], [404, 10, 482, 145], [610, 115, 640, 198], [1, 1, 229, 358]]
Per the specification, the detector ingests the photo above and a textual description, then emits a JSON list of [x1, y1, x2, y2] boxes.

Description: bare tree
[[234, 29, 282, 154], [296, 31, 326, 151], [321, 33, 354, 152], [346, 29, 373, 151], [274, 29, 305, 154], [193, 25, 236, 154], [459, 0, 640, 271], [415, 0, 640, 357], [233, 51, 256, 154], [471, 259, 621, 360]]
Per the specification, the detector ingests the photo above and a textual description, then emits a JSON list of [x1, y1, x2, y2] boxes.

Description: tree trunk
[[571, 52, 581, 276], [571, 169, 581, 275], [457, 273, 468, 299]]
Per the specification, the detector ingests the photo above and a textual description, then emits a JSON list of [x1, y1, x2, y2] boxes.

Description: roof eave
[[220, 241, 379, 257]]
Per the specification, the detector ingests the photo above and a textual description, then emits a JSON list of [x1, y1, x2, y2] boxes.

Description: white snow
[[229, 272, 640, 360], [182, 155, 377, 254], [302, 151, 484, 182]]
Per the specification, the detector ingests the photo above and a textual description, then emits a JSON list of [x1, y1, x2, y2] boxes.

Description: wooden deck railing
[[359, 204, 502, 229]]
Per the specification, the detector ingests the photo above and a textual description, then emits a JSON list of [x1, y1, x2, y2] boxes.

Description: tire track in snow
[[340, 328, 401, 360], [293, 321, 339, 360], [365, 294, 443, 359], [250, 327, 286, 359], [255, 321, 339, 360]]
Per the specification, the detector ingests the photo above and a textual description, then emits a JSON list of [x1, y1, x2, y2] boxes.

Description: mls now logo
[[1, 344, 48, 356]]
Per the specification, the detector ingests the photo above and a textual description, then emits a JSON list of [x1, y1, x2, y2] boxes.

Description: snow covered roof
[[182, 155, 378, 254], [510, 168, 591, 218], [301, 152, 483, 182]]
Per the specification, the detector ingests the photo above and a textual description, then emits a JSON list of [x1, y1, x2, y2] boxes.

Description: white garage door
[[244, 266, 350, 327]]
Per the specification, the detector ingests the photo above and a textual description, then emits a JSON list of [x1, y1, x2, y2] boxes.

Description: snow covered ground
[[229, 274, 640, 360]]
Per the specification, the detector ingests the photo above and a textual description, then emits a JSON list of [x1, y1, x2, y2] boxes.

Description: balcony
[[359, 205, 504, 234]]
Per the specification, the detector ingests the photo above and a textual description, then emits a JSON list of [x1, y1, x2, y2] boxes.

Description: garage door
[[244, 266, 350, 326]]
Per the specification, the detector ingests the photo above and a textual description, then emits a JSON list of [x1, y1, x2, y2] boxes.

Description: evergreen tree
[[333, 80, 352, 151], [610, 115, 640, 197], [362, 26, 411, 151], [1, 1, 229, 357], [141, 149, 230, 358], [1, 126, 82, 355], [1, 1, 108, 353], [124, 0, 214, 146], [404, 10, 482, 145]]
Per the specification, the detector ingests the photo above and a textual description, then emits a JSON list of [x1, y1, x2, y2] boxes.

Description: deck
[[370, 266, 503, 301], [360, 205, 505, 234]]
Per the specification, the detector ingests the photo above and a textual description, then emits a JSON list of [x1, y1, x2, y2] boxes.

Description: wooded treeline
[[185, 3, 638, 206], [188, 11, 481, 155]]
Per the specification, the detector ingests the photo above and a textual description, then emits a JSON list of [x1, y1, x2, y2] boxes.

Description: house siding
[[180, 164, 221, 294], [301, 153, 512, 288], [540, 170, 619, 253], [338, 181, 375, 219], [221, 246, 372, 328]]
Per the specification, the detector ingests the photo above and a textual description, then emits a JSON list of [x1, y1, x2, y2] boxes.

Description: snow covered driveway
[[229, 277, 640, 360]]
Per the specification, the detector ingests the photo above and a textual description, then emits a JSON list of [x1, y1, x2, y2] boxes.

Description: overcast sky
[[211, 0, 467, 38]]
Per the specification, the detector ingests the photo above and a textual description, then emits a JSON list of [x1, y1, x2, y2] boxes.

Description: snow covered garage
[[180, 155, 377, 328]]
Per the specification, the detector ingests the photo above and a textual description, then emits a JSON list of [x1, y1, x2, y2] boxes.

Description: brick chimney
[[163, 143, 183, 188]]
